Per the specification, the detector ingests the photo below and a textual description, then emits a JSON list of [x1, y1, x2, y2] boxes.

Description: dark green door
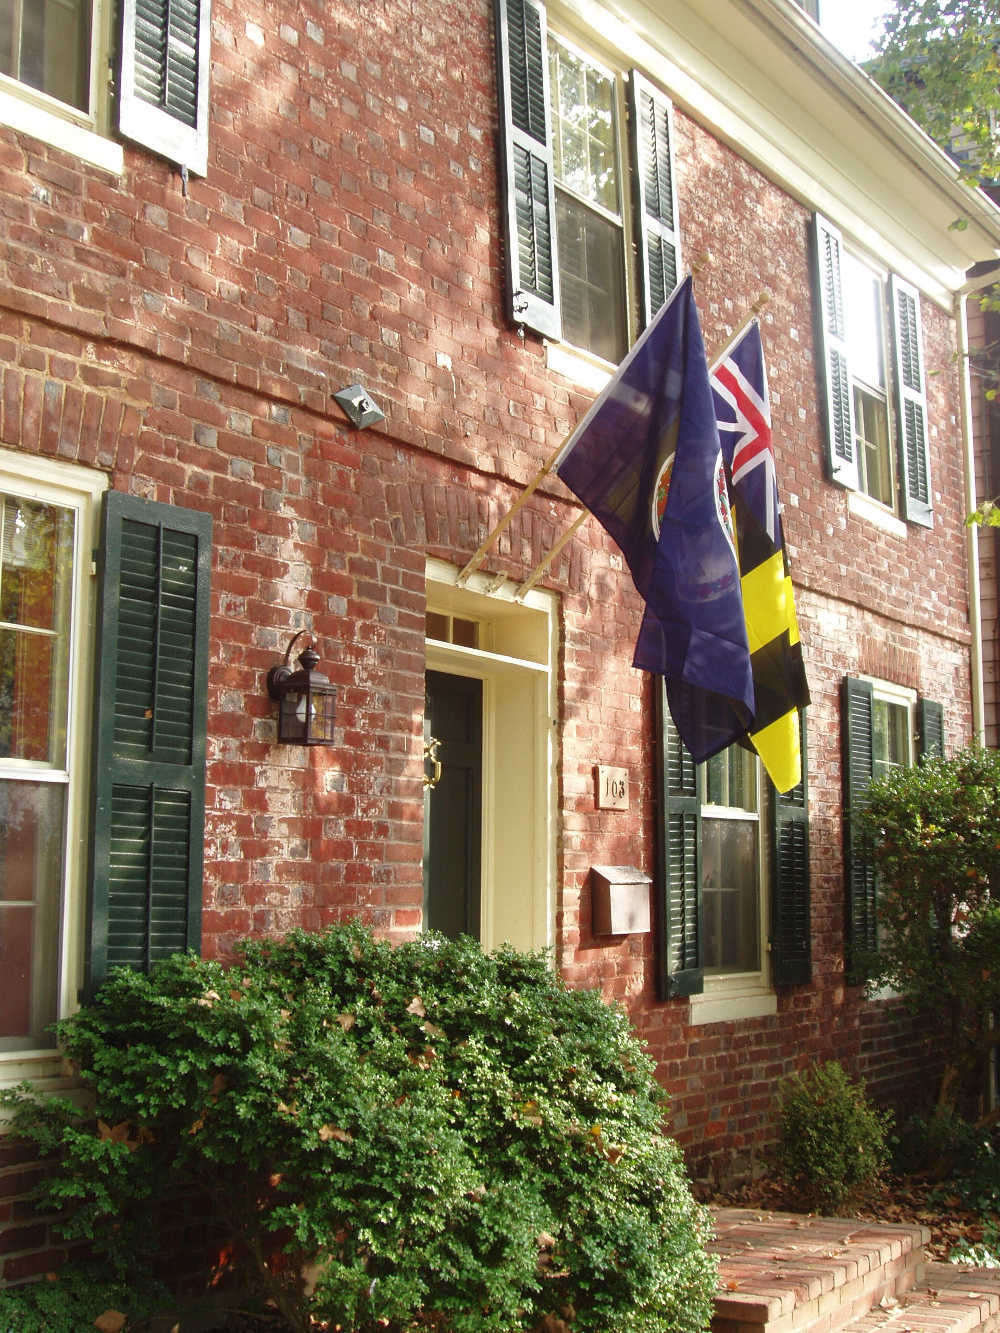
[[423, 670, 482, 940]]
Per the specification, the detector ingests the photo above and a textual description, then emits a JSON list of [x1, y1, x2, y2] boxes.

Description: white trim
[[847, 489, 907, 538], [424, 561, 558, 955], [0, 86, 123, 177], [688, 988, 778, 1025]]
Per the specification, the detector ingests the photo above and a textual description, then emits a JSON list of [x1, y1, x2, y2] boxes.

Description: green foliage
[[0, 1261, 167, 1332], [775, 1062, 892, 1209], [868, 2, 1000, 185], [853, 747, 1000, 1111], [0, 926, 715, 1333]]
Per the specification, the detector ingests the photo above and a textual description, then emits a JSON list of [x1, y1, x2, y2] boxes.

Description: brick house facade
[[2, 0, 1000, 1285]]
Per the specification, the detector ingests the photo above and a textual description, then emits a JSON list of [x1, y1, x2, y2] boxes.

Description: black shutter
[[119, 0, 212, 177], [494, 0, 561, 340], [770, 710, 811, 985], [87, 493, 212, 991], [890, 275, 933, 528], [813, 214, 861, 491], [842, 676, 876, 984], [628, 71, 681, 327], [656, 684, 703, 999], [919, 698, 945, 759]]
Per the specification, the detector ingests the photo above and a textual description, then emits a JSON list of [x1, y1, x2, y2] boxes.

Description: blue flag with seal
[[555, 277, 753, 761]]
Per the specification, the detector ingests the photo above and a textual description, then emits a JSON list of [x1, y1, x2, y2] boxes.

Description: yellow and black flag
[[711, 322, 809, 793]]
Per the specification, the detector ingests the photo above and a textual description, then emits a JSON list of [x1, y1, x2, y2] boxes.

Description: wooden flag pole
[[456, 433, 571, 585], [514, 510, 588, 601], [510, 289, 771, 599]]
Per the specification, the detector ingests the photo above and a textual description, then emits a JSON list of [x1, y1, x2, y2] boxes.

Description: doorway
[[422, 670, 483, 940]]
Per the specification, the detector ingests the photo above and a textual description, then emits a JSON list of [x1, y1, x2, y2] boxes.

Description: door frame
[[424, 559, 558, 954]]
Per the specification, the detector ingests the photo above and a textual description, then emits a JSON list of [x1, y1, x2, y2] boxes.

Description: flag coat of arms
[[554, 277, 754, 760], [711, 320, 810, 793]]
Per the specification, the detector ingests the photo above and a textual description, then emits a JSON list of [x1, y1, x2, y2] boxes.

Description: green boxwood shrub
[[1, 926, 715, 1333], [774, 1061, 892, 1209]]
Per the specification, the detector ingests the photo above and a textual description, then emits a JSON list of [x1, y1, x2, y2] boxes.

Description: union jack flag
[[712, 328, 779, 547]]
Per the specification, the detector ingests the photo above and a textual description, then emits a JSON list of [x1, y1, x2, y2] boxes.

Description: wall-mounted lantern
[[267, 630, 337, 745]]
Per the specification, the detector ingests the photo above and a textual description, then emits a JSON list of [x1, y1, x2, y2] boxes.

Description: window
[[0, 455, 212, 1067], [0, 0, 211, 176], [548, 35, 628, 363], [842, 676, 943, 982], [494, 0, 681, 357], [657, 689, 811, 1008], [1, 0, 91, 112], [0, 452, 104, 1054], [814, 214, 933, 527]]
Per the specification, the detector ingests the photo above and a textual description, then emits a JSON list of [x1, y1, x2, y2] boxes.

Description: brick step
[[842, 1263, 1000, 1333], [709, 1208, 928, 1333]]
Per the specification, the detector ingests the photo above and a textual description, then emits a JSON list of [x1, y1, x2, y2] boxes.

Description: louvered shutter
[[494, 0, 561, 340], [813, 215, 861, 491], [770, 711, 811, 985], [890, 275, 933, 528], [628, 71, 682, 327], [918, 698, 945, 759], [842, 676, 876, 984], [87, 493, 211, 991], [118, 0, 212, 177], [656, 687, 703, 999]]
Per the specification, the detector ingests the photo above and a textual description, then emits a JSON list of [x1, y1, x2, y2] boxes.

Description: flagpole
[[456, 433, 571, 586], [511, 290, 772, 599], [514, 510, 588, 601]]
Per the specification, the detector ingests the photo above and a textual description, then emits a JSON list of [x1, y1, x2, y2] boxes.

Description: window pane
[[0, 0, 91, 112], [555, 191, 627, 362], [702, 816, 760, 973], [0, 494, 74, 765], [549, 42, 619, 214], [0, 780, 65, 1049], [854, 386, 894, 507], [843, 253, 885, 391], [704, 743, 757, 812], [873, 699, 910, 779]]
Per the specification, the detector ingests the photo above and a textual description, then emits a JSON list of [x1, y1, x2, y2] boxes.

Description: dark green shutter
[[813, 214, 861, 492], [842, 676, 876, 984], [119, 0, 212, 176], [919, 698, 945, 759], [494, 0, 561, 340], [628, 71, 681, 326], [770, 711, 811, 985], [890, 275, 933, 528], [87, 493, 211, 991], [656, 685, 703, 999]]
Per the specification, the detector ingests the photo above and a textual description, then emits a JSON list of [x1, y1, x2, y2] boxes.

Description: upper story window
[[548, 36, 627, 363], [0, 0, 211, 177], [1, 0, 92, 112], [494, 0, 681, 360], [814, 213, 933, 528]]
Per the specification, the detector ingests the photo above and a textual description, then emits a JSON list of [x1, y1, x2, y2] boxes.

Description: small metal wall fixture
[[333, 383, 385, 430], [267, 630, 337, 745]]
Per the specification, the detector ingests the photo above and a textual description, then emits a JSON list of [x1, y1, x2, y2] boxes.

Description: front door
[[423, 670, 483, 939]]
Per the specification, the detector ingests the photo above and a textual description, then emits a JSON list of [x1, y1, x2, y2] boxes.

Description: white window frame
[[0, 447, 105, 1088], [842, 249, 898, 513], [546, 26, 633, 366], [0, 0, 123, 173], [690, 752, 777, 1025]]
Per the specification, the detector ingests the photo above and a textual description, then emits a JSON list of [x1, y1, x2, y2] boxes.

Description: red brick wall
[[0, 0, 975, 1278]]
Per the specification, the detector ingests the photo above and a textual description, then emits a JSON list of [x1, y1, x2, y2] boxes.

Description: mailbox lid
[[591, 865, 652, 936]]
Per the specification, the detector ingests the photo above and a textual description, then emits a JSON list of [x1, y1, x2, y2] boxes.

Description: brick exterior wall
[[0, 0, 978, 1280]]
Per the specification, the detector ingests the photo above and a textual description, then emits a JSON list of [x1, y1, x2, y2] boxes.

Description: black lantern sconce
[[267, 631, 337, 745]]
